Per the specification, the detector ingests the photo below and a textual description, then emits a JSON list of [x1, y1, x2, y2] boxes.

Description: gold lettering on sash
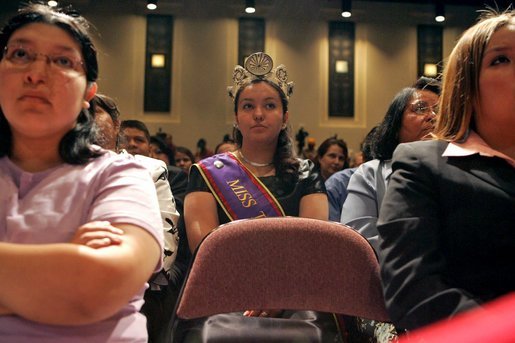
[[227, 179, 258, 208]]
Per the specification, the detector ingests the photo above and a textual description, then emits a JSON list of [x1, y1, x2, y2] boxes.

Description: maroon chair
[[170, 217, 390, 341]]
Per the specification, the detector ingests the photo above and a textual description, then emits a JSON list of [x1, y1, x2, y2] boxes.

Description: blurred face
[[94, 107, 119, 151], [150, 143, 170, 165], [476, 23, 515, 144], [216, 142, 236, 154], [175, 151, 192, 172], [235, 82, 288, 148], [119, 127, 151, 156], [398, 89, 439, 143], [0, 23, 93, 144], [318, 144, 346, 180]]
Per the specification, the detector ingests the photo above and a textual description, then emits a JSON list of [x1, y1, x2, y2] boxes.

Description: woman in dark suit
[[377, 9, 515, 331]]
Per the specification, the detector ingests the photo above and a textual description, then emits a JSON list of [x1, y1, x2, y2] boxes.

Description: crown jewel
[[227, 52, 294, 101]]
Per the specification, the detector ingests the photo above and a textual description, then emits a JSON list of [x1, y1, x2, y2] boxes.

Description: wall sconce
[[147, 0, 157, 10], [423, 63, 438, 77], [435, 2, 445, 22], [151, 54, 166, 68], [341, 0, 352, 18], [245, 0, 256, 14], [336, 60, 349, 73]]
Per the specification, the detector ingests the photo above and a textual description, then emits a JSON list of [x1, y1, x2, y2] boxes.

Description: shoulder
[[393, 140, 448, 162], [133, 154, 167, 170], [84, 150, 155, 183], [133, 154, 168, 180], [352, 159, 384, 182], [325, 167, 356, 189]]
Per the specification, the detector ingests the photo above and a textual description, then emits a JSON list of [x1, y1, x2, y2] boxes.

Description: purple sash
[[194, 152, 285, 221]]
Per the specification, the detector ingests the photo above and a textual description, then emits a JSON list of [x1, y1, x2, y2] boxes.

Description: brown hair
[[434, 9, 514, 142]]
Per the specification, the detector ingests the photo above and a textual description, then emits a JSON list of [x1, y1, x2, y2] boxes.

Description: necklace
[[238, 150, 273, 168]]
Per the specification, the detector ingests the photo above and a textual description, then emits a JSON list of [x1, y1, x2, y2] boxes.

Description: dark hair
[[0, 3, 100, 164], [150, 135, 175, 166], [90, 94, 120, 150], [372, 77, 441, 160], [316, 137, 349, 169], [91, 94, 120, 125], [360, 125, 379, 162], [120, 120, 151, 143], [175, 146, 195, 163], [232, 79, 299, 184]]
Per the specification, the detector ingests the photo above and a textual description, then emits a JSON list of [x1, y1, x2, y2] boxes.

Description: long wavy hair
[[434, 9, 514, 142], [233, 79, 300, 184], [0, 4, 100, 164]]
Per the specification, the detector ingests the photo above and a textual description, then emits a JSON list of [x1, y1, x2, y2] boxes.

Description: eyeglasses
[[2, 44, 84, 73], [410, 101, 439, 116]]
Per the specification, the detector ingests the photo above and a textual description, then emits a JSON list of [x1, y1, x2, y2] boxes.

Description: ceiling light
[[47, 1, 58, 7], [435, 2, 445, 22], [341, 0, 352, 18], [245, 0, 256, 14], [147, 0, 157, 11]]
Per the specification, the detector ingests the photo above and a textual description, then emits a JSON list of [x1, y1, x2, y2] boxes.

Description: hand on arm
[[70, 221, 124, 248]]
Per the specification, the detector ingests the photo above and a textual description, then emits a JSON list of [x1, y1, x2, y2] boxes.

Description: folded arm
[[0, 223, 160, 326]]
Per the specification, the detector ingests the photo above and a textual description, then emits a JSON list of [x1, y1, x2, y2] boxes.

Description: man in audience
[[92, 95, 180, 342], [119, 119, 153, 156]]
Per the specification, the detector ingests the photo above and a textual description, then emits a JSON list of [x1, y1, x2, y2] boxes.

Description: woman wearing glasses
[[340, 77, 440, 252], [0, 4, 163, 341]]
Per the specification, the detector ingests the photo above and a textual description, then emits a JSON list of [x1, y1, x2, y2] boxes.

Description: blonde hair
[[434, 9, 515, 141]]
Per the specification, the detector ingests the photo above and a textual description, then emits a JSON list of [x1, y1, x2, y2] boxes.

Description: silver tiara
[[227, 52, 294, 101]]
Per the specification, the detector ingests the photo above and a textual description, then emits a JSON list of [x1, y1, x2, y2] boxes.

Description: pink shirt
[[0, 150, 164, 342], [443, 131, 515, 168]]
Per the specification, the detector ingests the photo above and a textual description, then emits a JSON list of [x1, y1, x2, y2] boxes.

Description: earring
[[82, 100, 91, 110], [281, 124, 287, 130], [233, 123, 239, 129]]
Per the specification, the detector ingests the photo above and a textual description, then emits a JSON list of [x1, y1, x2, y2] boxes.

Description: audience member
[[150, 135, 175, 166], [302, 137, 317, 162], [183, 52, 328, 317], [214, 138, 236, 154], [149, 135, 188, 209], [92, 94, 120, 151], [325, 126, 377, 221], [0, 4, 162, 341], [315, 137, 349, 181], [194, 138, 213, 162], [341, 76, 441, 251], [377, 9, 515, 331], [156, 131, 176, 157], [91, 95, 180, 342], [119, 119, 151, 156], [174, 146, 195, 173]]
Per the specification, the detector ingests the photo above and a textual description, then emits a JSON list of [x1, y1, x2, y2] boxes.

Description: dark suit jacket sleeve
[[377, 142, 480, 331]]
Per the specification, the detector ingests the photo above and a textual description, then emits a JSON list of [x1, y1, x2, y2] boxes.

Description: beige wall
[[0, 1, 479, 153]]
